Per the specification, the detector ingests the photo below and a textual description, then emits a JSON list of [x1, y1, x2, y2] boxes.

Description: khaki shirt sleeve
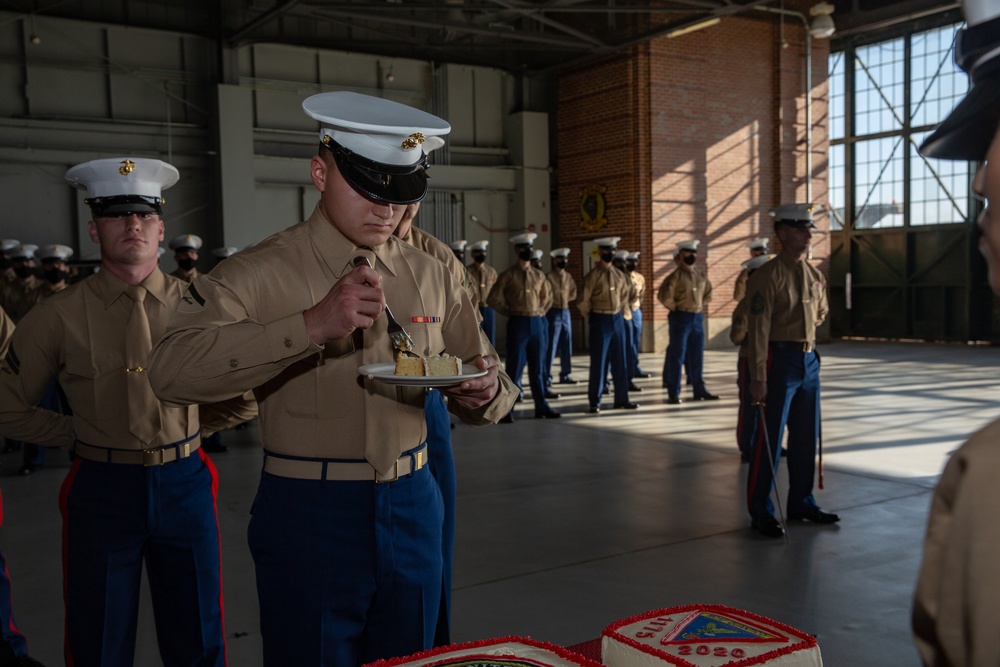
[[913, 420, 1000, 667], [539, 271, 554, 313], [745, 268, 774, 382], [577, 272, 593, 318], [730, 299, 748, 346], [657, 273, 677, 311], [814, 268, 829, 329], [486, 271, 510, 317], [149, 263, 323, 406], [199, 391, 258, 436], [568, 276, 578, 304], [734, 270, 748, 302], [0, 307, 13, 361], [703, 274, 713, 305], [0, 305, 74, 447]]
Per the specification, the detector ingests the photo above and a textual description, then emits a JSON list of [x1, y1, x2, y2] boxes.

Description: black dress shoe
[[740, 451, 751, 463], [693, 392, 720, 401], [602, 386, 609, 396], [18, 464, 38, 476], [666, 396, 683, 405], [788, 507, 840, 524], [634, 371, 652, 379], [535, 408, 561, 419], [558, 377, 579, 385], [544, 391, 561, 400], [751, 515, 785, 538], [588, 405, 601, 414], [628, 383, 643, 392], [613, 401, 640, 410], [499, 413, 515, 424]]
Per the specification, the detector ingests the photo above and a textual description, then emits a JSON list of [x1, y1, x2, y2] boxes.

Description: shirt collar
[[308, 203, 401, 279], [96, 265, 168, 309]]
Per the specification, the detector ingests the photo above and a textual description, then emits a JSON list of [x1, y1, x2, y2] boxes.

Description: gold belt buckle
[[179, 442, 190, 459], [375, 460, 399, 484], [143, 449, 164, 466]]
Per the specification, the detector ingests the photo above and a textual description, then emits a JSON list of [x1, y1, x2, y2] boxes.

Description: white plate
[[357, 362, 487, 387]]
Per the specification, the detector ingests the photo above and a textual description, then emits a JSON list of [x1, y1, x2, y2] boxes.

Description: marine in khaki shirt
[[168, 233, 202, 283], [1, 245, 42, 324], [544, 248, 578, 387], [912, 6, 1000, 662], [744, 204, 836, 539], [0, 156, 252, 666], [546, 263, 577, 310], [733, 237, 770, 303], [467, 254, 498, 307], [149, 92, 516, 666], [656, 263, 712, 314]]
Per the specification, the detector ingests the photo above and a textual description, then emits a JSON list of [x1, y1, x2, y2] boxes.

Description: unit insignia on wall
[[579, 183, 608, 231]]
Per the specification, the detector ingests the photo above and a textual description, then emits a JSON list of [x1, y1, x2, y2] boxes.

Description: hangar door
[[826, 21, 996, 342]]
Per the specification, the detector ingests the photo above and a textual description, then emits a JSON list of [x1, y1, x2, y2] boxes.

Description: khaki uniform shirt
[[170, 267, 199, 282], [0, 307, 12, 362], [467, 262, 498, 307], [1, 275, 42, 323], [628, 271, 646, 312], [734, 268, 750, 302], [545, 269, 577, 311], [0, 268, 211, 449], [730, 297, 749, 357], [487, 264, 553, 317], [657, 267, 712, 314], [913, 418, 1000, 667], [577, 263, 634, 318], [745, 253, 828, 382], [149, 205, 515, 475], [402, 227, 479, 309]]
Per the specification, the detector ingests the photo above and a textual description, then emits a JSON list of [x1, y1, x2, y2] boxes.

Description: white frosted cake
[[363, 637, 603, 667], [602, 605, 822, 667]]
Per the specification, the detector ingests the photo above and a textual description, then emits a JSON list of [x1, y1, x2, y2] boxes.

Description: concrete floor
[[3, 339, 998, 665]]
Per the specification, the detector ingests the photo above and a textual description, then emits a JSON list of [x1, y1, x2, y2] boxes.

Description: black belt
[[770, 341, 815, 353]]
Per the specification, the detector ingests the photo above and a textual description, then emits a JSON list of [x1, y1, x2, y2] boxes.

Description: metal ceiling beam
[[481, 0, 607, 47], [228, 0, 304, 46]]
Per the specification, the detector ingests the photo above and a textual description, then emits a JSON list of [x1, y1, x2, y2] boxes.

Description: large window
[[829, 23, 970, 230]]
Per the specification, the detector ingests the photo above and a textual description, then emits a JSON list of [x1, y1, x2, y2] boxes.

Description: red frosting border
[[601, 604, 819, 667], [363, 636, 605, 667]]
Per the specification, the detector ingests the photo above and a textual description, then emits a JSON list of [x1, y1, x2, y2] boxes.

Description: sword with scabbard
[[754, 400, 788, 543]]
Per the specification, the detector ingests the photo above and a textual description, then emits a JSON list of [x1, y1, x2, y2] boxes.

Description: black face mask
[[473, 253, 486, 264], [600, 251, 614, 263], [626, 264, 636, 273], [0, 256, 10, 271], [177, 257, 196, 271], [683, 254, 696, 266], [44, 268, 68, 284], [14, 265, 33, 279], [555, 260, 567, 269], [518, 249, 534, 262]]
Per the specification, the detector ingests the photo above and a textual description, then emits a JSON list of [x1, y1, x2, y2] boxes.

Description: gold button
[[284, 337, 293, 348], [229, 359, 239, 368]]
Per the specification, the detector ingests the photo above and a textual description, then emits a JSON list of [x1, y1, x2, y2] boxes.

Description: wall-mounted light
[[666, 17, 721, 39], [809, 2, 836, 39], [385, 65, 395, 82]]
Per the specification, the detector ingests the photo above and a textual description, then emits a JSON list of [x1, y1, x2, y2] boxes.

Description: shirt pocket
[[62, 350, 120, 423]]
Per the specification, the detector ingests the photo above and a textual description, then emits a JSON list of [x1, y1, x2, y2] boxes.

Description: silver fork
[[352, 255, 416, 353]]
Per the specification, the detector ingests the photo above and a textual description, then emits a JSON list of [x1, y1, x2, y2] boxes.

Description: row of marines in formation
[[0, 90, 832, 667]]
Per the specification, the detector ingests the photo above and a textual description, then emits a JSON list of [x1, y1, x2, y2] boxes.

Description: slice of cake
[[394, 352, 461, 377], [602, 605, 822, 667], [363, 636, 604, 667]]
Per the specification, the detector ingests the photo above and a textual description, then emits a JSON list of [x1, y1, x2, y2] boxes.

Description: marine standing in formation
[[488, 233, 559, 420], [745, 203, 838, 538], [467, 240, 498, 345], [658, 239, 718, 404], [625, 251, 650, 382], [168, 233, 202, 282], [545, 247, 578, 391], [734, 237, 770, 302], [149, 91, 516, 667], [0, 156, 255, 666], [577, 236, 638, 414], [731, 252, 773, 463]]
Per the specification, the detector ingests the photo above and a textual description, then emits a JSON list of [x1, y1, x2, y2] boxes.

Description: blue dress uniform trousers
[[423, 389, 454, 647], [479, 306, 496, 346], [588, 313, 629, 408], [736, 356, 758, 457], [248, 454, 444, 667], [746, 346, 822, 519], [546, 307, 573, 386], [505, 315, 551, 412], [59, 449, 225, 667], [0, 490, 29, 665], [628, 308, 644, 377], [663, 311, 707, 396]]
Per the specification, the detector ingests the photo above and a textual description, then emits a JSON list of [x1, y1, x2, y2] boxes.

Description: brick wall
[[556, 8, 830, 352]]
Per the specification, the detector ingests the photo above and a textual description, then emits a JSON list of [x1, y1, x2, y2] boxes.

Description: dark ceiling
[[4, 0, 960, 74]]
